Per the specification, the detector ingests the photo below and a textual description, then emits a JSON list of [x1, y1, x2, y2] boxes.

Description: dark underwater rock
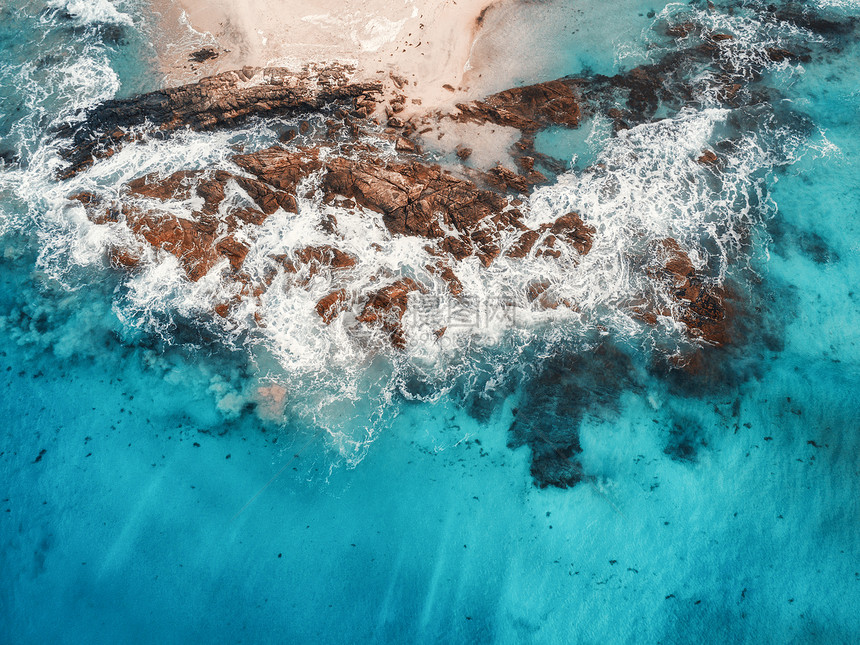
[[509, 344, 636, 488], [189, 47, 219, 63], [770, 5, 857, 37]]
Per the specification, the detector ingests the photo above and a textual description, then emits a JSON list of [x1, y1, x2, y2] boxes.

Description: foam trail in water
[[0, 107, 802, 461], [46, 0, 134, 27], [0, 0, 834, 462]]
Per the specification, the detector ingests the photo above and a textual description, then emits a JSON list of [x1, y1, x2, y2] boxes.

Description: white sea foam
[[46, 0, 134, 27], [0, 0, 825, 459], [653, 2, 827, 85], [0, 101, 795, 460], [812, 0, 860, 10]]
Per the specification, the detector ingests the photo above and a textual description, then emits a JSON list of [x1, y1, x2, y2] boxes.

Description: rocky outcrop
[[697, 150, 718, 165], [60, 54, 742, 351], [355, 278, 424, 349], [457, 78, 585, 131], [45, 0, 835, 494], [322, 157, 511, 266], [69, 137, 601, 345], [644, 238, 729, 346], [54, 65, 381, 179]]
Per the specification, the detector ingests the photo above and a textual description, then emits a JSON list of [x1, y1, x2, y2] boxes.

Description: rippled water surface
[[1, 1, 859, 643]]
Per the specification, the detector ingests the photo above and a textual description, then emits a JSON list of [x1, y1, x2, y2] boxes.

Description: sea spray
[[0, 0, 844, 461]]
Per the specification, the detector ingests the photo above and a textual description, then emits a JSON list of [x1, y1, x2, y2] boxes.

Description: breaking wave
[[0, 0, 844, 462], [45, 0, 134, 27]]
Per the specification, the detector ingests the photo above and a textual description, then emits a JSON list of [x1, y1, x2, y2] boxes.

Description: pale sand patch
[[151, 0, 503, 114], [417, 120, 522, 171]]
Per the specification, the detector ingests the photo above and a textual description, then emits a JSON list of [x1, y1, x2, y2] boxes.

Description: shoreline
[[150, 0, 500, 116]]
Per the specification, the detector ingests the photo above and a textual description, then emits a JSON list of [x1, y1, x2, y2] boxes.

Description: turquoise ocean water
[[1, 1, 859, 643]]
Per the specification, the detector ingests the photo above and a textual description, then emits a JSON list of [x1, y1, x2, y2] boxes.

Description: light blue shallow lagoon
[[1, 1, 859, 643]]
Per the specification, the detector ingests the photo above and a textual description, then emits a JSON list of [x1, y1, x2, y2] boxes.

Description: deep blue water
[[2, 1, 860, 643]]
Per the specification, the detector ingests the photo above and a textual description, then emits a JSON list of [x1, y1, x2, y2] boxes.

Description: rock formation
[[55, 35, 767, 350], [643, 238, 729, 346], [54, 65, 381, 179]]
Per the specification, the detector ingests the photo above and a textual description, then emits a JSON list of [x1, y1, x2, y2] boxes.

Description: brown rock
[[70, 191, 121, 224], [316, 289, 349, 324], [505, 213, 593, 259], [646, 238, 729, 345], [55, 65, 381, 179], [356, 278, 423, 349], [546, 212, 595, 255], [298, 245, 355, 270], [697, 150, 718, 165], [666, 22, 695, 39], [457, 78, 583, 131], [525, 279, 573, 310], [127, 170, 230, 215], [124, 210, 218, 281], [395, 136, 419, 154], [486, 164, 533, 194], [426, 261, 464, 296], [322, 157, 508, 265], [231, 207, 268, 226], [128, 170, 200, 202], [70, 191, 100, 206], [276, 245, 356, 276], [236, 176, 298, 215], [108, 246, 141, 269], [766, 47, 795, 63], [506, 230, 541, 259], [215, 236, 249, 271], [526, 279, 551, 302], [233, 146, 322, 193]]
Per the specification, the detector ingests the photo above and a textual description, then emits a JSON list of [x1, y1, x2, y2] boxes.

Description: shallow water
[[2, 1, 860, 643]]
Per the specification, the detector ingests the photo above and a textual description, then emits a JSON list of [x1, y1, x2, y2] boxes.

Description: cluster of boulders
[[54, 65, 381, 179], [50, 5, 848, 490], [69, 141, 600, 347], [55, 28, 769, 349]]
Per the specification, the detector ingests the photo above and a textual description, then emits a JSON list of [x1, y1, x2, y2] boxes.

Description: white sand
[[152, 0, 502, 114]]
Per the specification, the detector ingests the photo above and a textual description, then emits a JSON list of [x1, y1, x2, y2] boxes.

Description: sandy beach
[[152, 0, 501, 114]]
